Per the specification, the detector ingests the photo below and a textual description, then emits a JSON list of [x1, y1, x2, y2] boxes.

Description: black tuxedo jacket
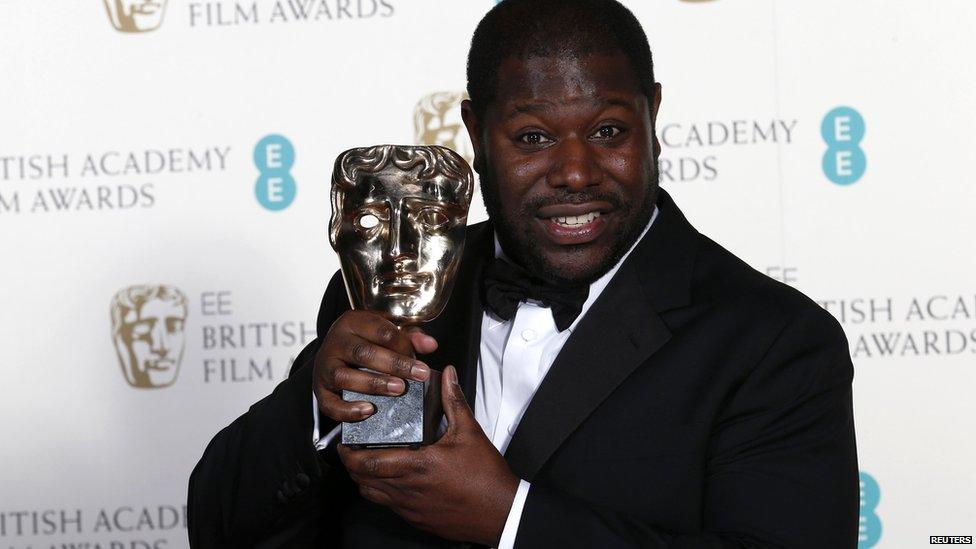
[[188, 190, 859, 548]]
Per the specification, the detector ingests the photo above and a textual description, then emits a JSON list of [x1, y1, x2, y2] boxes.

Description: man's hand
[[339, 366, 520, 546], [314, 310, 437, 422]]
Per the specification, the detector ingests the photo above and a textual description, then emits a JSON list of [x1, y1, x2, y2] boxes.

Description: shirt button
[[521, 329, 537, 341]]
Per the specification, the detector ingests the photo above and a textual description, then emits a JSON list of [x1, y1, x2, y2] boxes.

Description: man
[[188, 1, 859, 547]]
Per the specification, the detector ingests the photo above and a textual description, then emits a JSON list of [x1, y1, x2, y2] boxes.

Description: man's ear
[[461, 99, 485, 175], [650, 83, 663, 161]]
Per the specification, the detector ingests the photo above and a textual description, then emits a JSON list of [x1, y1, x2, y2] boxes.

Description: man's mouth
[[550, 211, 601, 227], [535, 202, 612, 245]]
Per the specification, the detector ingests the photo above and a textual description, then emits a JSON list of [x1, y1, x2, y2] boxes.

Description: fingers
[[327, 311, 431, 382], [313, 355, 401, 422], [441, 365, 474, 437], [358, 484, 394, 507], [325, 360, 407, 396], [316, 388, 374, 423], [354, 480, 423, 516], [341, 311, 438, 359], [345, 311, 416, 358], [405, 326, 438, 355], [314, 311, 439, 423], [336, 335, 430, 382], [339, 445, 428, 479]]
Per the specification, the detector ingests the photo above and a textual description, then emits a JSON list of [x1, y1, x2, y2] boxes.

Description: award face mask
[[330, 145, 474, 325]]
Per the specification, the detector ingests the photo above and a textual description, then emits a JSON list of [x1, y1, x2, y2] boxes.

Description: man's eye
[[591, 125, 623, 140], [356, 213, 380, 230], [418, 208, 450, 230], [517, 132, 552, 146]]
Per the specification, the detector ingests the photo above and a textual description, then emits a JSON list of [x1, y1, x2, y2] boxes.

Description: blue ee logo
[[254, 134, 296, 211], [822, 107, 866, 185], [858, 471, 882, 548]]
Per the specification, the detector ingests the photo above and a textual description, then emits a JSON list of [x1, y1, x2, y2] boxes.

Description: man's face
[[116, 298, 186, 388], [462, 52, 661, 285], [333, 165, 468, 324]]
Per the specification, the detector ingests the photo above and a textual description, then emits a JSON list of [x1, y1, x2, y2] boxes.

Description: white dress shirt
[[313, 206, 658, 548]]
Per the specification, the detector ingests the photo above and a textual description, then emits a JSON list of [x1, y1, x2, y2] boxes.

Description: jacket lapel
[[503, 189, 700, 480]]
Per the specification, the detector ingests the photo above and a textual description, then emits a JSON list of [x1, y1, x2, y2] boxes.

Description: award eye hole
[[419, 208, 450, 229], [357, 213, 380, 230]]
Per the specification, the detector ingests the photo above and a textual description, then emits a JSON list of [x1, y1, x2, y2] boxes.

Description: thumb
[[441, 365, 474, 436], [404, 326, 438, 355]]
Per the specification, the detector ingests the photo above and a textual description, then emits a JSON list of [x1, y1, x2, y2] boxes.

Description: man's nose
[[546, 136, 602, 191]]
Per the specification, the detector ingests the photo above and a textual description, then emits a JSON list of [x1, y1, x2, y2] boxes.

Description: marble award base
[[341, 369, 443, 448]]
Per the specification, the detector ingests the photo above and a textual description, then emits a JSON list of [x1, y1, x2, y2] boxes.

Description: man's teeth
[[551, 211, 601, 226]]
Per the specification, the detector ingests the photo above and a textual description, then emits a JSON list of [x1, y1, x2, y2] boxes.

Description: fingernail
[[411, 361, 430, 381], [448, 365, 458, 384], [356, 404, 374, 416], [387, 379, 405, 394]]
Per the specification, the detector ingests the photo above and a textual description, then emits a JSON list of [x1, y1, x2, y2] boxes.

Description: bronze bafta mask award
[[329, 145, 474, 447]]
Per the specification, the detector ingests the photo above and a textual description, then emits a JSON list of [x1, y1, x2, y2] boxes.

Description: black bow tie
[[481, 257, 589, 332]]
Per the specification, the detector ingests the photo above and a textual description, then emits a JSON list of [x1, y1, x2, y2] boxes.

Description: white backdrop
[[2, 1, 975, 547]]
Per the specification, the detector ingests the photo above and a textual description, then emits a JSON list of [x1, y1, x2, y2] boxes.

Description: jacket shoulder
[[686, 235, 853, 411], [691, 234, 843, 338]]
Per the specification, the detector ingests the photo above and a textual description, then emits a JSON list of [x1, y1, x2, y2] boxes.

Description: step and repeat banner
[[2, 1, 974, 547]]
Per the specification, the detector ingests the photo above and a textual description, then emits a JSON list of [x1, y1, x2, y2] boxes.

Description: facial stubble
[[479, 163, 658, 288]]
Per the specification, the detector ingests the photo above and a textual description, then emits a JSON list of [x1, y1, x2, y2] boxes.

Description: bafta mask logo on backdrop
[[413, 92, 474, 166], [110, 285, 188, 389], [103, 0, 169, 33]]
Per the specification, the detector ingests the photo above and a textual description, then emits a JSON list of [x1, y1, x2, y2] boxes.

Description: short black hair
[[466, 0, 655, 121]]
